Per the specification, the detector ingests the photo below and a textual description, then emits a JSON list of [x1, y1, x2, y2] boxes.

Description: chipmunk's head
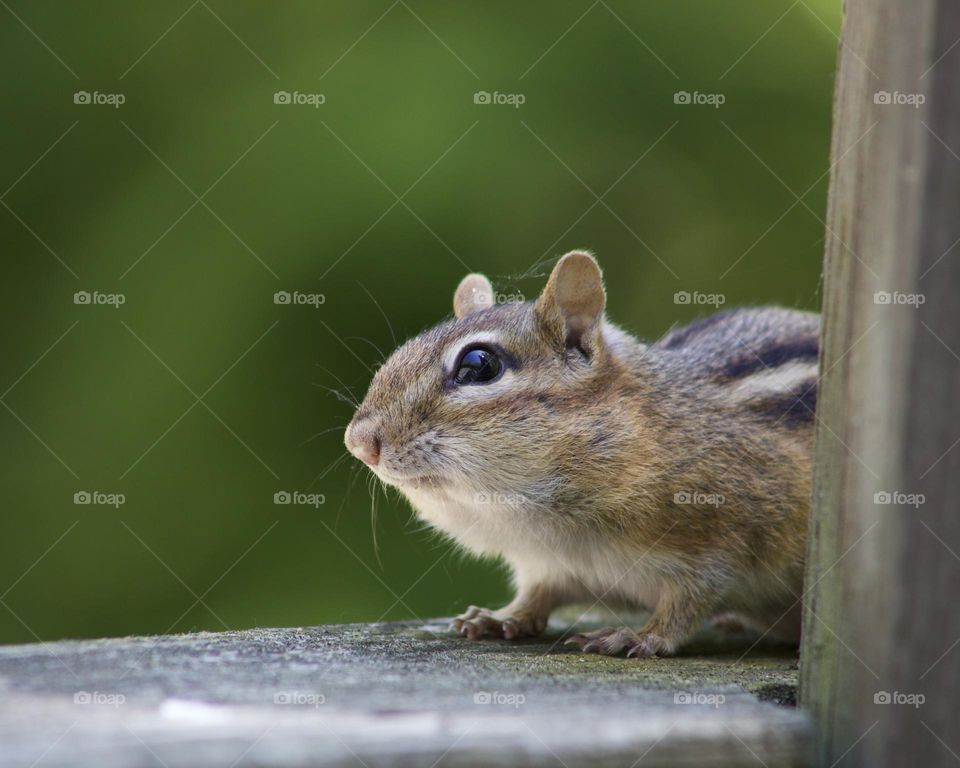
[[344, 251, 612, 503]]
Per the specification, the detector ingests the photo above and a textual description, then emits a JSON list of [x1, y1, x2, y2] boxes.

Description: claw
[[451, 606, 544, 641], [564, 627, 670, 657], [582, 640, 604, 654]]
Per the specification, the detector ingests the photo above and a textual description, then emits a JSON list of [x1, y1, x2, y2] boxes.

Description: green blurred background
[[0, 0, 835, 643]]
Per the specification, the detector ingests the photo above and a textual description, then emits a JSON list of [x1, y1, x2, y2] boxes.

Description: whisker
[[345, 335, 387, 365], [358, 281, 397, 349], [308, 450, 350, 489], [336, 464, 363, 528], [367, 472, 384, 569], [313, 365, 362, 406], [310, 382, 359, 409], [300, 424, 348, 447]]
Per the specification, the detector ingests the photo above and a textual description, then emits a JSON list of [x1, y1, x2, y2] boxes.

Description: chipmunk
[[344, 252, 818, 657]]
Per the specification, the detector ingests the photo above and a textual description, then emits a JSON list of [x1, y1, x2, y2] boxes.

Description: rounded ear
[[453, 274, 494, 319], [535, 251, 606, 355]]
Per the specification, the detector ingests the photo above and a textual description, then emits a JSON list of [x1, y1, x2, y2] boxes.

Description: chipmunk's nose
[[345, 418, 381, 466]]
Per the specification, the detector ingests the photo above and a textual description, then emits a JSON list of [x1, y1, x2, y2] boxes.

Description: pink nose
[[346, 421, 381, 466]]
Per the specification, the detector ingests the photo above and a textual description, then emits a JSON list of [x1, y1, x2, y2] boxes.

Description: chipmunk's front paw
[[565, 627, 673, 657], [451, 606, 546, 640]]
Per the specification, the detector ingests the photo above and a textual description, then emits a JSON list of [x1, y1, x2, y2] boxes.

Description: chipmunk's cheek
[[445, 370, 517, 403], [409, 431, 452, 477]]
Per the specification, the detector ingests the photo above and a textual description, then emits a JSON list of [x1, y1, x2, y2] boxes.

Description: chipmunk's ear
[[453, 274, 494, 319], [535, 251, 606, 356]]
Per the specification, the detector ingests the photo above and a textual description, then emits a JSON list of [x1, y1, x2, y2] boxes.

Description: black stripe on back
[[658, 310, 737, 350], [722, 337, 819, 380]]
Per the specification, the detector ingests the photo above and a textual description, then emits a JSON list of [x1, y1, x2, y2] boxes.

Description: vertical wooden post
[[801, 0, 960, 765]]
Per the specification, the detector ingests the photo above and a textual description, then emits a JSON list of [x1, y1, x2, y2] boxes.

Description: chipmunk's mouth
[[370, 467, 444, 490]]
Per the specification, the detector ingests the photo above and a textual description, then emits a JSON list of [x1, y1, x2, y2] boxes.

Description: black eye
[[454, 346, 502, 385]]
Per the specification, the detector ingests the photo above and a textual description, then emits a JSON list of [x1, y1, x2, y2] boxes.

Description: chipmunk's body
[[346, 252, 817, 656]]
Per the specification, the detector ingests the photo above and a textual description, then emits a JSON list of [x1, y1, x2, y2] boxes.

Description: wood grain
[[800, 1, 960, 764]]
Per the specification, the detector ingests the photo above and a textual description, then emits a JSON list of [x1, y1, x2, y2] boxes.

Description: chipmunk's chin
[[370, 466, 445, 491]]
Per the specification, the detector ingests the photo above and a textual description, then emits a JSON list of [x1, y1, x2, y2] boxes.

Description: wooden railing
[[800, 1, 960, 765]]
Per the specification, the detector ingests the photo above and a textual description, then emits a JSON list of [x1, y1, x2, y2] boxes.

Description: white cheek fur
[[446, 369, 516, 401], [442, 331, 504, 372]]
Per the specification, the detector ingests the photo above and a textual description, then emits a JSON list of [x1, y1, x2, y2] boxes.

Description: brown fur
[[345, 251, 817, 656]]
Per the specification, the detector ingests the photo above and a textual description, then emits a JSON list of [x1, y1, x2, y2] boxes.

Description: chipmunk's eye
[[454, 346, 502, 385]]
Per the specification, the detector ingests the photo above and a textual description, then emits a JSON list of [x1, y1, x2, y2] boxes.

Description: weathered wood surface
[[800, 0, 960, 765], [0, 619, 809, 767]]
